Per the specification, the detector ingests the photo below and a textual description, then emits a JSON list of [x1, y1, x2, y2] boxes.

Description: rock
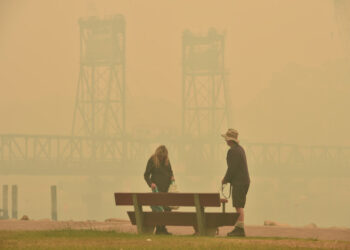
[[264, 220, 277, 226], [264, 220, 290, 227], [20, 215, 29, 220]]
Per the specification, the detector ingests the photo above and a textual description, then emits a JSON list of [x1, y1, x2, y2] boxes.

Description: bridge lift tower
[[182, 29, 231, 162], [71, 15, 126, 162], [72, 15, 126, 137]]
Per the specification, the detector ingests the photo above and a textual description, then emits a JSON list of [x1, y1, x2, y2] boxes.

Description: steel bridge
[[0, 15, 349, 177]]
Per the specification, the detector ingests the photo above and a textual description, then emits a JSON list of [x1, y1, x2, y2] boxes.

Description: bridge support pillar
[[2, 185, 9, 219], [11, 185, 18, 219], [51, 185, 57, 221]]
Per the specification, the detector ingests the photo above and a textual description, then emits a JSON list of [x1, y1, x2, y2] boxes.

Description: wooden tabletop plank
[[115, 193, 221, 207]]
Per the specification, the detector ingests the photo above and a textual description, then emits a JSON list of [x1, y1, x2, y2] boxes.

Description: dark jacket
[[223, 142, 250, 184], [144, 157, 174, 192]]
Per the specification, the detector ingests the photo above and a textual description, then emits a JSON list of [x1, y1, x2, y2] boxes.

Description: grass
[[0, 230, 349, 249]]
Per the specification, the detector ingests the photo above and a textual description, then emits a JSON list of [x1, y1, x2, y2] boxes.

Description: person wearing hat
[[221, 128, 250, 237]]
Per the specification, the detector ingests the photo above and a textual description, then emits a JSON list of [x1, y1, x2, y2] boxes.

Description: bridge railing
[[0, 134, 124, 162], [1, 134, 349, 175]]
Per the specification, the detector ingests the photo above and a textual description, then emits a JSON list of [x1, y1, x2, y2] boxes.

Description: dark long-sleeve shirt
[[223, 142, 250, 184], [144, 157, 174, 192]]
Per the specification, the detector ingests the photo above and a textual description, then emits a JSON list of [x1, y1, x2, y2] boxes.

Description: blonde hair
[[152, 145, 169, 168]]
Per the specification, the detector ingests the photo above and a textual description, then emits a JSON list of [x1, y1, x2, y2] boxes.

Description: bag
[[151, 187, 164, 212], [221, 183, 232, 199], [168, 181, 179, 210]]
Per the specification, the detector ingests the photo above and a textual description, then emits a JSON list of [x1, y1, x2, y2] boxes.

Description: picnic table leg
[[194, 194, 206, 236], [132, 194, 145, 234], [132, 194, 155, 234]]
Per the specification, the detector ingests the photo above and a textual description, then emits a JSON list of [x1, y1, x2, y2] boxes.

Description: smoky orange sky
[[0, 0, 349, 145]]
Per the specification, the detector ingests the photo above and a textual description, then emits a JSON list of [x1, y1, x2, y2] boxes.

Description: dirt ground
[[0, 219, 349, 242]]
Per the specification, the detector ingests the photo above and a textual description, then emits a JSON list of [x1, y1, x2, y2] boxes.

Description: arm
[[144, 159, 153, 187], [222, 149, 238, 184]]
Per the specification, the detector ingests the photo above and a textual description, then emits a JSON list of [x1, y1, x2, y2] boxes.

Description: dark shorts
[[231, 183, 250, 208]]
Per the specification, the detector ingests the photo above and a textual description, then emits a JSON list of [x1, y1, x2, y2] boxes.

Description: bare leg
[[235, 207, 244, 223]]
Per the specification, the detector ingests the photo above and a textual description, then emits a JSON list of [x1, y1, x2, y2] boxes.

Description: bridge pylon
[[71, 15, 126, 162], [72, 15, 126, 138], [182, 28, 231, 163]]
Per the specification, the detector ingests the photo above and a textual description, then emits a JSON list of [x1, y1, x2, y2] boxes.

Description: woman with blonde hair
[[144, 145, 175, 235]]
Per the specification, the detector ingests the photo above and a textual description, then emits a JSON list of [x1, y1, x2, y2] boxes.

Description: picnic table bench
[[114, 192, 239, 236]]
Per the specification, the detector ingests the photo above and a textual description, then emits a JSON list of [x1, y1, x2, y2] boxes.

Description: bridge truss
[[0, 134, 349, 176]]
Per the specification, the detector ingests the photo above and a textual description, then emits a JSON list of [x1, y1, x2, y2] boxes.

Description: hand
[[222, 178, 227, 185], [171, 176, 175, 181], [151, 183, 157, 190]]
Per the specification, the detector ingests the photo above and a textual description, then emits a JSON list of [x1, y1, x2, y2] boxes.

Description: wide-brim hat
[[221, 128, 239, 143]]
